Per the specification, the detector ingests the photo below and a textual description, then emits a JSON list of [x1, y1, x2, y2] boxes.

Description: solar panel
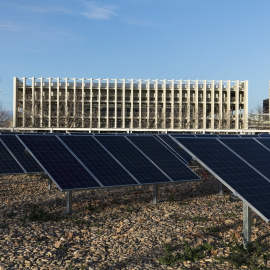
[[157, 135, 192, 164], [259, 134, 270, 137], [170, 134, 196, 137], [220, 138, 270, 180], [0, 141, 25, 174], [18, 135, 101, 191], [0, 135, 42, 173], [218, 134, 240, 137], [174, 137, 270, 221], [127, 136, 200, 182], [195, 134, 219, 137], [239, 134, 259, 137], [95, 136, 172, 184], [59, 136, 139, 187]]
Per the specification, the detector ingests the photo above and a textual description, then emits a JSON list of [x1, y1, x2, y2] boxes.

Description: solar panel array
[[174, 137, 270, 221], [3, 131, 270, 224], [17, 134, 201, 191]]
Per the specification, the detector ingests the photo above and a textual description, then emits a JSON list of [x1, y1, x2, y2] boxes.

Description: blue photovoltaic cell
[[220, 138, 270, 180], [0, 141, 24, 174], [18, 135, 101, 191], [157, 135, 192, 164], [257, 138, 270, 149], [96, 136, 171, 184], [127, 136, 200, 182], [175, 138, 270, 220], [1, 135, 42, 173], [59, 136, 138, 187]]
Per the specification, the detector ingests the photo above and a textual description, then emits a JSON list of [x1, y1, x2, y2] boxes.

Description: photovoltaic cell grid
[[127, 136, 200, 181], [95, 136, 172, 184], [0, 141, 24, 174], [220, 138, 270, 180], [174, 137, 270, 221], [0, 135, 42, 173], [157, 135, 192, 164], [18, 135, 101, 191], [59, 136, 138, 186]]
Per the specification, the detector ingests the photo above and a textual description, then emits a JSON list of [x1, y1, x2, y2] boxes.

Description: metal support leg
[[47, 178, 52, 190], [64, 191, 72, 214], [243, 202, 252, 249], [218, 182, 224, 196], [153, 184, 158, 205]]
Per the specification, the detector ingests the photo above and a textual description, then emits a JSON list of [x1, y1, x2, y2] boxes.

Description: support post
[[47, 178, 52, 190], [65, 191, 72, 214], [218, 182, 224, 196], [153, 184, 158, 205], [243, 202, 251, 249]]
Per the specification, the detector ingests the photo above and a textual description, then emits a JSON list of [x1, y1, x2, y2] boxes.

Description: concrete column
[[203, 80, 207, 130], [130, 79, 134, 128], [147, 79, 150, 128], [227, 80, 231, 129], [22, 77, 26, 127], [40, 77, 43, 127], [179, 80, 183, 128], [90, 78, 93, 128], [244, 80, 249, 130], [195, 80, 199, 129], [114, 79, 117, 129], [163, 79, 166, 129], [65, 78, 68, 127], [122, 79, 125, 128], [187, 80, 190, 128], [171, 79, 174, 129], [139, 79, 142, 128], [106, 78, 109, 128], [235, 80, 239, 129], [82, 78, 85, 128], [97, 78, 101, 129], [211, 80, 215, 129], [155, 79, 158, 128], [48, 78, 52, 127], [57, 78, 60, 128], [219, 80, 223, 129], [13, 77, 17, 127], [32, 77, 35, 127]]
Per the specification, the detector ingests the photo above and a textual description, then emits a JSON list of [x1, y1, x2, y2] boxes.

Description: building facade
[[13, 77, 248, 130]]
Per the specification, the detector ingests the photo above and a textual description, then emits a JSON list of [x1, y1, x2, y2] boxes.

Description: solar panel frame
[[59, 135, 141, 187], [173, 137, 270, 222], [0, 135, 43, 173], [156, 135, 192, 164], [126, 136, 200, 182], [17, 135, 102, 191], [0, 140, 25, 175], [95, 136, 174, 185]]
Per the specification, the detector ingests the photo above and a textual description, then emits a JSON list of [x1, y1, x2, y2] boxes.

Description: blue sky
[[0, 0, 269, 112]]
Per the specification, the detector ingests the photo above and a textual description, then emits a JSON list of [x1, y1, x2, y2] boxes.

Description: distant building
[[13, 77, 248, 131], [263, 99, 269, 113]]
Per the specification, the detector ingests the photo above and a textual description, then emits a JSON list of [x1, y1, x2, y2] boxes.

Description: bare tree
[[0, 101, 12, 127]]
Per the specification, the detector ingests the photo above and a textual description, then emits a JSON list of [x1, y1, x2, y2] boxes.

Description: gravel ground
[[1, 172, 270, 270]]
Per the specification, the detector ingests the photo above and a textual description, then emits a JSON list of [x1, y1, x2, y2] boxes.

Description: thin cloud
[[81, 2, 118, 20], [4, 1, 118, 21], [0, 23, 26, 32]]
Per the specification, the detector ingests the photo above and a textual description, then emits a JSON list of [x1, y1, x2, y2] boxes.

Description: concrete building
[[13, 77, 248, 131]]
